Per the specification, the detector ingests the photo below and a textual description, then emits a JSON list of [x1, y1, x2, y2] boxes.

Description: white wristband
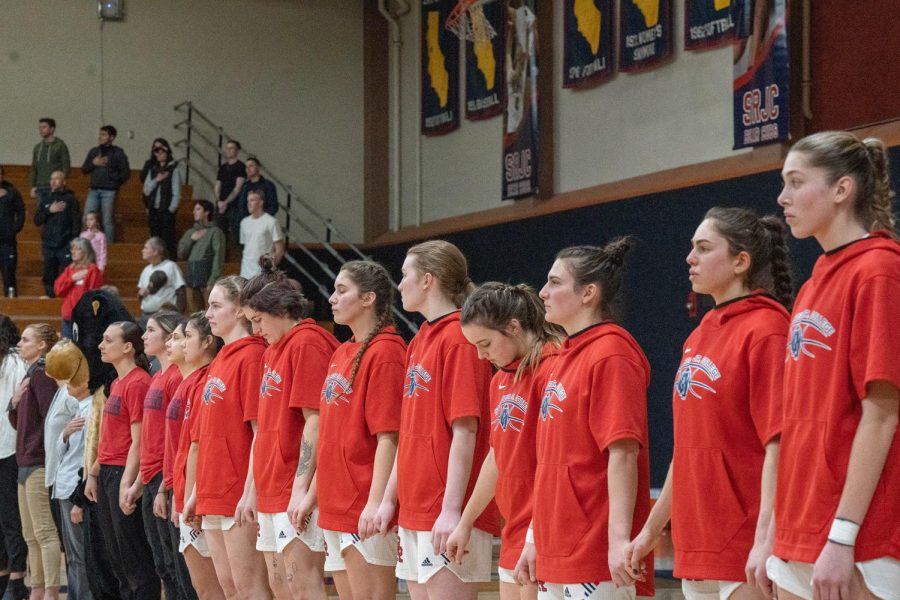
[[827, 518, 860, 546], [526, 528, 534, 544]]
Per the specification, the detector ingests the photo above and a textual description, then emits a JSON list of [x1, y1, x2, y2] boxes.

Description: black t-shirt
[[216, 160, 247, 201]]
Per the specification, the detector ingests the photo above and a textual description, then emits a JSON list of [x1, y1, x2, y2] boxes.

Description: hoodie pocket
[[397, 432, 445, 514], [778, 420, 841, 534], [672, 447, 748, 552], [317, 441, 361, 515], [534, 464, 590, 558], [199, 434, 239, 498]]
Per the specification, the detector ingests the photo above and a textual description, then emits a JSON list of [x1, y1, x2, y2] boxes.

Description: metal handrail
[[173, 100, 418, 334]]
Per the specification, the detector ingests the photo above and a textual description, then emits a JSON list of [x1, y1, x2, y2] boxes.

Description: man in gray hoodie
[[29, 118, 71, 203]]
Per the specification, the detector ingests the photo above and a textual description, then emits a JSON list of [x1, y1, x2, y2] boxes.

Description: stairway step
[[0, 296, 142, 316]]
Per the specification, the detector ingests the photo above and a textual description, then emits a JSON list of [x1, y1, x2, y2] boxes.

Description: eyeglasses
[[153, 147, 167, 153]]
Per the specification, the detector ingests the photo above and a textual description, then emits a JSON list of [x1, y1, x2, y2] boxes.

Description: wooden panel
[[363, 0, 391, 242]]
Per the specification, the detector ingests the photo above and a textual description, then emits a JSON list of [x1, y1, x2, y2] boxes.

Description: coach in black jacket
[[34, 170, 81, 297], [0, 166, 26, 297]]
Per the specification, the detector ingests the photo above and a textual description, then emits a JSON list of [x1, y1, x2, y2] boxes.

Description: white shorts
[[322, 528, 399, 572], [395, 526, 493, 584], [766, 556, 900, 600], [498, 566, 517, 584], [256, 510, 325, 553], [681, 579, 743, 600], [538, 582, 635, 600], [178, 514, 210, 557], [201, 515, 235, 531]]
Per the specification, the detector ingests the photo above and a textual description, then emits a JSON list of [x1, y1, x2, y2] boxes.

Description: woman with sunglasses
[[142, 138, 181, 255]]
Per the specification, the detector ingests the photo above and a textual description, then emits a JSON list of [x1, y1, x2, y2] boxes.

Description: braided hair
[[338, 261, 396, 389]]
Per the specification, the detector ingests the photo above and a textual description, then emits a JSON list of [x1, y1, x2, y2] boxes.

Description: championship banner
[[464, 1, 505, 120], [619, 0, 672, 72], [502, 0, 539, 200], [422, 0, 459, 135], [733, 0, 790, 149], [685, 0, 737, 50], [563, 0, 614, 88]]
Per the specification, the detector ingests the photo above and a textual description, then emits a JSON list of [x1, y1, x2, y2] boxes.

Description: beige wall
[[0, 0, 364, 241], [394, 0, 748, 228]]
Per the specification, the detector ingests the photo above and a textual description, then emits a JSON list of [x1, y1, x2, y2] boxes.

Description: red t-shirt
[[775, 233, 900, 563], [53, 263, 103, 321], [533, 322, 652, 591], [192, 336, 266, 516], [98, 367, 152, 466], [671, 293, 787, 581], [317, 328, 406, 532], [396, 311, 500, 535], [140, 363, 183, 484], [253, 320, 339, 513], [168, 366, 208, 508], [490, 345, 557, 570]]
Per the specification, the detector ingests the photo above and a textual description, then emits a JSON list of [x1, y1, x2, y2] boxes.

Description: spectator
[[141, 138, 180, 255], [80, 211, 108, 273], [236, 156, 277, 218], [81, 125, 130, 242], [54, 238, 104, 340], [0, 166, 26, 298], [239, 189, 284, 279], [0, 316, 28, 600], [137, 237, 186, 323], [30, 118, 71, 203], [9, 324, 62, 600], [214, 140, 246, 243], [177, 200, 225, 312], [34, 171, 80, 298]]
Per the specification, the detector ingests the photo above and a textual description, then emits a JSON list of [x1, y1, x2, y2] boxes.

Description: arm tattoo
[[296, 439, 312, 478]]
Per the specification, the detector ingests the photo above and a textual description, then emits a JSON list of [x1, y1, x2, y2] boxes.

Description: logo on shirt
[[144, 387, 165, 410], [202, 377, 226, 406], [321, 372, 352, 405], [675, 354, 721, 400], [166, 397, 181, 421], [540, 380, 566, 421], [787, 309, 835, 361], [404, 364, 432, 398], [493, 393, 528, 432], [104, 394, 122, 416], [259, 367, 283, 398]]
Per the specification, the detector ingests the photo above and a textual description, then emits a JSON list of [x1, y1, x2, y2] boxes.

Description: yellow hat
[[45, 339, 90, 388]]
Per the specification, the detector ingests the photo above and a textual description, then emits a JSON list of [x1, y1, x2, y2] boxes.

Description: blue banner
[[619, 0, 672, 72], [563, 0, 614, 88], [733, 0, 790, 148], [685, 0, 737, 50], [422, 0, 459, 135], [503, 0, 539, 200], [465, 0, 505, 120]]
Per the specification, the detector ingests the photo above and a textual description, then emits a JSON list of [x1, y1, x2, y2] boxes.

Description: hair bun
[[603, 236, 635, 266]]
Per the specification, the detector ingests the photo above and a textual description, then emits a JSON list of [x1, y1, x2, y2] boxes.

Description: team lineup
[[18, 129, 897, 600]]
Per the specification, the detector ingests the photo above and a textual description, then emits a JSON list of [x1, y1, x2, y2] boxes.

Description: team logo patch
[[540, 380, 566, 421], [493, 393, 528, 432], [259, 366, 283, 398], [404, 364, 432, 398], [104, 394, 122, 416], [321, 372, 352, 405], [202, 377, 226, 406], [675, 354, 721, 400], [165, 397, 181, 421], [788, 309, 835, 361], [144, 387, 164, 410]]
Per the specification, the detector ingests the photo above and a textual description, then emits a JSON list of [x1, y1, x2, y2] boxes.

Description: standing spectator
[[0, 167, 26, 298], [0, 316, 28, 600], [9, 324, 62, 600], [214, 140, 246, 243], [35, 171, 81, 298], [80, 211, 107, 273], [54, 239, 104, 340], [29, 118, 71, 203], [137, 237, 186, 322], [177, 200, 225, 312], [82, 125, 130, 243], [141, 139, 180, 255], [239, 190, 284, 279], [237, 156, 278, 218]]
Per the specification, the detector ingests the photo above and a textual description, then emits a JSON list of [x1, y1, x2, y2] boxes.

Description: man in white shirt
[[239, 190, 284, 278], [137, 237, 186, 322]]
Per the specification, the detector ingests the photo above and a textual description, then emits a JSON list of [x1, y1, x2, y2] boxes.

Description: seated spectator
[[54, 238, 104, 339], [79, 211, 107, 272], [239, 190, 284, 279], [236, 157, 277, 218], [137, 237, 186, 324], [141, 139, 180, 255], [0, 166, 26, 298], [177, 200, 225, 311], [34, 171, 80, 298]]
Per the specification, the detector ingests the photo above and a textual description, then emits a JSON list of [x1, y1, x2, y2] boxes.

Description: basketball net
[[446, 0, 497, 43]]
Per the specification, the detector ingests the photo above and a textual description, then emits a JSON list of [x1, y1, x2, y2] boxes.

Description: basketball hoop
[[446, 0, 497, 43]]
